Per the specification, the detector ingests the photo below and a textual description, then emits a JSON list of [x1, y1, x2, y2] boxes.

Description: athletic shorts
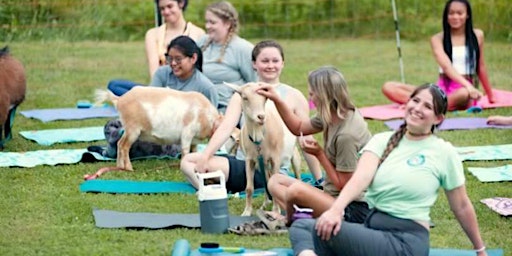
[[224, 155, 266, 193], [436, 75, 473, 95]]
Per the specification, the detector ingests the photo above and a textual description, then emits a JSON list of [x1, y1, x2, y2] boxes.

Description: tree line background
[[1, 0, 511, 42]]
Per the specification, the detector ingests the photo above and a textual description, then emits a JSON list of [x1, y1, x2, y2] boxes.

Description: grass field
[[1, 39, 511, 255]]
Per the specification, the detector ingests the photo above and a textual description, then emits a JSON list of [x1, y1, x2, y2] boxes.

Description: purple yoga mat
[[385, 117, 512, 131]]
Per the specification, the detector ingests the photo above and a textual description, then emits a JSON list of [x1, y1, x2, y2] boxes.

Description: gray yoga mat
[[93, 209, 258, 229]]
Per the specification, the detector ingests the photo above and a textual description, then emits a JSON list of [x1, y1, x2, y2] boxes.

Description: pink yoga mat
[[360, 89, 512, 120]]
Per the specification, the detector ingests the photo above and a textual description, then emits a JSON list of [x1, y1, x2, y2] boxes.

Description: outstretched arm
[[145, 28, 161, 79], [445, 186, 487, 256], [475, 29, 494, 103], [315, 151, 379, 240], [257, 84, 319, 136], [194, 94, 242, 173]]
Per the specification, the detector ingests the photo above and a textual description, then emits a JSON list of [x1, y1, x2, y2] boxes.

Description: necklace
[[406, 130, 432, 137]]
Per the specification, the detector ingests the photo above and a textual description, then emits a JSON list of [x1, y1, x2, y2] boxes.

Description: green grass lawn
[[1, 39, 510, 255]]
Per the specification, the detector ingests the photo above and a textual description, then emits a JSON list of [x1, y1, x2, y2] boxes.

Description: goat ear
[[223, 82, 240, 93]]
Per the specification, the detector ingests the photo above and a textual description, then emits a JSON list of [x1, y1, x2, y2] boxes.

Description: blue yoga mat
[[19, 126, 104, 146], [468, 165, 512, 182], [386, 117, 512, 131], [20, 106, 118, 122], [456, 144, 512, 161]]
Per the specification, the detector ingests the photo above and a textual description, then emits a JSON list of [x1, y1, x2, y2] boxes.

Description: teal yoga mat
[[79, 173, 315, 195], [456, 144, 512, 161], [80, 179, 266, 198], [80, 180, 197, 194], [468, 165, 512, 182], [170, 239, 504, 256], [19, 126, 104, 146]]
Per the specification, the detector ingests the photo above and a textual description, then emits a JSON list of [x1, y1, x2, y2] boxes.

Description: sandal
[[228, 220, 287, 236], [256, 209, 287, 231]]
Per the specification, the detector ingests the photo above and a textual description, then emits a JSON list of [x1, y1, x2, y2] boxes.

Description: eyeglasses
[[165, 54, 188, 65]]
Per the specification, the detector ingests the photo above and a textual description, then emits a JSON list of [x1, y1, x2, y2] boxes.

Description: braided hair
[[379, 83, 448, 165], [201, 1, 239, 63]]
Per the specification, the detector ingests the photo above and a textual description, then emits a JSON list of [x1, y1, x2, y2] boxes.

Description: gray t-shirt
[[197, 35, 257, 109], [150, 66, 219, 108]]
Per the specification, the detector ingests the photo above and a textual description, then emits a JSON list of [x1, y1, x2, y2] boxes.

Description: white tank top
[[439, 46, 472, 75]]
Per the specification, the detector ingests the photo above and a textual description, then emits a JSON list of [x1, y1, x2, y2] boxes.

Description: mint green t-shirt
[[363, 131, 465, 222]]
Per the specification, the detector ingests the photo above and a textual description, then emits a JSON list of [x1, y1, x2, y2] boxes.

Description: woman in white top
[[382, 0, 494, 111], [145, 0, 205, 78]]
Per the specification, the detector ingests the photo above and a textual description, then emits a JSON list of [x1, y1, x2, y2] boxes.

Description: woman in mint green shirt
[[291, 83, 487, 256]]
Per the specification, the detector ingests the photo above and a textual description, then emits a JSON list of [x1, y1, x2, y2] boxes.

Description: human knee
[[382, 81, 396, 94], [286, 182, 308, 201]]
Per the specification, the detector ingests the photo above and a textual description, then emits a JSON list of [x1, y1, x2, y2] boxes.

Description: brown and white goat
[[0, 46, 26, 150], [94, 86, 222, 172], [225, 82, 301, 216]]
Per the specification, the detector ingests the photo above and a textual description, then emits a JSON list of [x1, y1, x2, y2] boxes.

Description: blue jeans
[[107, 79, 140, 96]]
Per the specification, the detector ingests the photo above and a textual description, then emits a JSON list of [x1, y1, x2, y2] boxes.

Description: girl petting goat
[[0, 46, 26, 150]]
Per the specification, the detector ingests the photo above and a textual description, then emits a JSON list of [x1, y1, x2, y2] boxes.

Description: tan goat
[[225, 82, 301, 216], [94, 86, 222, 172]]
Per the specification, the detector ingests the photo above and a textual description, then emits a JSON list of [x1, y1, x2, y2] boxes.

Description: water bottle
[[197, 171, 229, 234]]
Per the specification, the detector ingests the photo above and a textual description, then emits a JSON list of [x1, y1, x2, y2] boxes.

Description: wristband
[[475, 246, 486, 252]]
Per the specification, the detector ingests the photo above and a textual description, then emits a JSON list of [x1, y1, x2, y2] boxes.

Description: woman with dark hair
[[382, 0, 494, 111], [291, 84, 488, 256], [88, 36, 217, 159], [108, 0, 205, 96]]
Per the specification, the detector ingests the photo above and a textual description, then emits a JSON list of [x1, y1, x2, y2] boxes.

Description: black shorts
[[224, 155, 266, 193]]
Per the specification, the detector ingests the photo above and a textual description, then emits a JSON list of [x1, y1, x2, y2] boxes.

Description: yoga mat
[[385, 117, 512, 131], [170, 240, 503, 256], [360, 89, 512, 120], [468, 165, 512, 182], [360, 104, 404, 120], [79, 173, 315, 195], [193, 248, 504, 256], [0, 149, 177, 168], [80, 180, 197, 194], [481, 197, 512, 217], [19, 126, 104, 146], [93, 209, 259, 229], [456, 144, 512, 161], [20, 106, 118, 122]]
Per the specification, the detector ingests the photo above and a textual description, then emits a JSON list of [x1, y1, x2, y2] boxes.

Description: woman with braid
[[382, 0, 494, 111], [197, 1, 257, 114], [289, 84, 488, 256]]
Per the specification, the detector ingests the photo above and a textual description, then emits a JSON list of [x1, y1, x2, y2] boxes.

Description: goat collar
[[248, 132, 264, 146]]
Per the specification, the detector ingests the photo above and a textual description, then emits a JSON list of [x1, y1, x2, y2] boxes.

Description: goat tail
[[93, 89, 119, 107]]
